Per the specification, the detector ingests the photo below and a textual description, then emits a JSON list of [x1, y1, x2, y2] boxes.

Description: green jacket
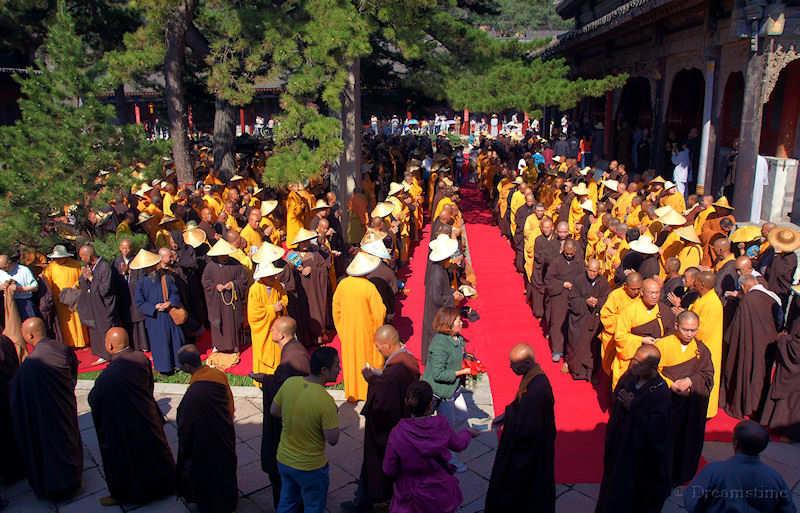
[[422, 333, 465, 399]]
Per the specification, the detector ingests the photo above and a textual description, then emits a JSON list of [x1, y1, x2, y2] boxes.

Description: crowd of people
[[0, 125, 798, 513]]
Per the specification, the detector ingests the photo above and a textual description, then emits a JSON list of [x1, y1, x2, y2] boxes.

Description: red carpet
[[76, 183, 740, 483]]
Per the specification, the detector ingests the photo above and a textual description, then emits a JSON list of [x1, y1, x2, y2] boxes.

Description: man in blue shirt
[[685, 420, 796, 513], [0, 254, 38, 320]]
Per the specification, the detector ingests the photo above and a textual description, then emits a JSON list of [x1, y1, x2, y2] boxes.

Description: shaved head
[[105, 327, 130, 355], [510, 343, 535, 363], [696, 271, 716, 291], [713, 237, 731, 255], [630, 344, 661, 379], [665, 257, 680, 275], [734, 420, 769, 456], [587, 258, 601, 273], [271, 316, 297, 341], [374, 324, 402, 357], [642, 278, 662, 307], [735, 256, 753, 274], [21, 317, 47, 345]]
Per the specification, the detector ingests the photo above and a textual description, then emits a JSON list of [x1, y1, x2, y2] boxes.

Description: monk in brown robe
[[77, 244, 119, 363], [566, 258, 610, 380], [545, 239, 585, 363], [176, 345, 237, 513], [10, 318, 82, 500], [655, 311, 714, 485], [530, 217, 555, 318], [764, 228, 800, 308], [201, 241, 249, 353], [513, 193, 537, 274], [252, 317, 311, 509], [761, 296, 800, 441], [89, 328, 175, 506], [596, 344, 672, 513], [724, 275, 780, 419], [294, 231, 332, 343], [344, 325, 420, 512]]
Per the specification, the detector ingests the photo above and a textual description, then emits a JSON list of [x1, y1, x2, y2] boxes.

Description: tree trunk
[[113, 84, 127, 125], [213, 97, 237, 179], [335, 58, 361, 232], [164, 1, 196, 188]]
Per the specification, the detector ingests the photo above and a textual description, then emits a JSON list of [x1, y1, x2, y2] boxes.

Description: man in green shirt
[[271, 346, 340, 513]]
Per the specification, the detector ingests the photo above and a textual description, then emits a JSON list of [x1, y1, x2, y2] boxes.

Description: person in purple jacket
[[382, 380, 480, 513]]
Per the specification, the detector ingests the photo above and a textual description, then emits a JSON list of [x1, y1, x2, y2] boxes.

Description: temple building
[[546, 0, 800, 223]]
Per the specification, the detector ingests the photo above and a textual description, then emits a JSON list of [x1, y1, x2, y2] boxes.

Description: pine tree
[[0, 1, 164, 253]]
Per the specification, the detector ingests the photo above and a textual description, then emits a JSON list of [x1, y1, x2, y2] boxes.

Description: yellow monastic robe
[[260, 215, 283, 246], [433, 196, 455, 220], [509, 190, 526, 235], [497, 179, 514, 219], [523, 214, 542, 280], [332, 276, 387, 402], [247, 278, 289, 377], [203, 194, 223, 217], [224, 212, 240, 232], [588, 180, 599, 206], [659, 230, 682, 276], [204, 174, 224, 186], [162, 192, 175, 217], [677, 243, 702, 273], [655, 334, 702, 386], [612, 299, 664, 389], [285, 191, 308, 249], [240, 224, 263, 253], [231, 249, 254, 272], [694, 207, 715, 234], [613, 192, 635, 221], [299, 189, 316, 225], [689, 289, 724, 417], [599, 287, 637, 375], [661, 192, 686, 214], [586, 217, 605, 260], [41, 259, 88, 348], [567, 196, 584, 237], [714, 253, 734, 273]]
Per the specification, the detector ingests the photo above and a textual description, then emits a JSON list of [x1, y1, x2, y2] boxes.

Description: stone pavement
[[2, 377, 800, 513]]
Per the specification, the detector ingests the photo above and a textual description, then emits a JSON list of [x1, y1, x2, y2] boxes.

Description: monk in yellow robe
[[688, 271, 724, 417], [612, 183, 635, 221], [41, 252, 88, 348], [247, 264, 289, 377], [347, 190, 369, 245], [332, 253, 387, 402], [508, 186, 527, 236], [599, 272, 641, 375], [202, 187, 223, 218], [693, 196, 715, 233], [285, 185, 309, 249], [240, 210, 264, 253], [612, 278, 672, 389], [660, 186, 686, 214], [522, 206, 544, 281]]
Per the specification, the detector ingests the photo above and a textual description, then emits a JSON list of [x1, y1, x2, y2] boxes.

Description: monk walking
[[89, 328, 175, 506], [10, 317, 82, 500], [333, 252, 387, 402]]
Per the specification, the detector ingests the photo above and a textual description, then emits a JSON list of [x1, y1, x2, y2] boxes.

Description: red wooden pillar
[[240, 108, 246, 135], [134, 104, 141, 125]]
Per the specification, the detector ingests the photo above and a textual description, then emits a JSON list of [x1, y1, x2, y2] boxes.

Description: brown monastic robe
[[10, 338, 82, 500], [530, 234, 557, 318], [77, 257, 119, 360], [113, 255, 149, 351], [761, 309, 800, 440], [724, 288, 780, 419], [566, 271, 611, 380], [298, 247, 332, 340], [422, 261, 455, 361], [765, 251, 798, 307], [366, 261, 398, 317], [360, 349, 420, 503], [513, 204, 536, 273], [88, 350, 175, 503], [201, 258, 249, 352], [545, 253, 585, 356]]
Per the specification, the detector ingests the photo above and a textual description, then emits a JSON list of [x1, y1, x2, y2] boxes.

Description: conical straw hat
[[346, 251, 381, 277], [252, 241, 285, 264], [371, 202, 393, 219], [360, 240, 391, 260], [261, 200, 279, 216], [207, 239, 237, 257], [253, 261, 282, 280], [675, 226, 700, 244], [129, 249, 160, 270], [292, 228, 318, 246], [182, 228, 207, 248]]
